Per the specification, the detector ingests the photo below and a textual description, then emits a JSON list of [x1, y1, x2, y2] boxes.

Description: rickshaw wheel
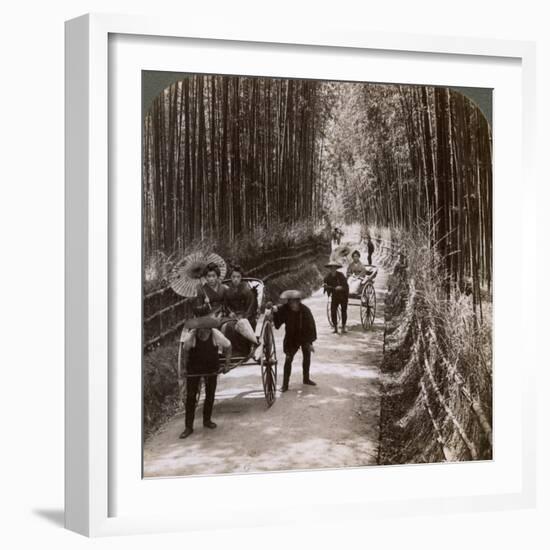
[[261, 321, 277, 407], [360, 283, 376, 330], [326, 295, 342, 327]]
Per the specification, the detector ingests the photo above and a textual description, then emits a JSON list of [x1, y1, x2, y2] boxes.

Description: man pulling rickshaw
[[178, 316, 232, 439], [323, 260, 350, 334]]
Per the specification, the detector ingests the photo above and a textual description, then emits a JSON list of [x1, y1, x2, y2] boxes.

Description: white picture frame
[[65, 13, 537, 537]]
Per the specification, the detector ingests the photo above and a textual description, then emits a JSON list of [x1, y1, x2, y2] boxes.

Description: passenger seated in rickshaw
[[223, 265, 259, 355], [346, 250, 368, 295], [180, 262, 228, 349], [346, 250, 378, 295], [193, 262, 229, 318]]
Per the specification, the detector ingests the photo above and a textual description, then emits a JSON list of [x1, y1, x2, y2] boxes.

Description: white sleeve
[[212, 328, 231, 350], [182, 329, 196, 350]]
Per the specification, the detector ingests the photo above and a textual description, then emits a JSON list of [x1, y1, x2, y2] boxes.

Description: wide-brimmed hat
[[185, 316, 221, 330], [280, 289, 303, 301], [325, 260, 343, 268]]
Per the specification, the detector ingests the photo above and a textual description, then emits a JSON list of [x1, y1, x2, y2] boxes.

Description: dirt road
[[144, 245, 386, 477]]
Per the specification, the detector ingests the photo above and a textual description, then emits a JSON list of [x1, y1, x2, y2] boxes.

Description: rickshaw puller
[[323, 260, 349, 334], [178, 316, 232, 439], [269, 290, 317, 392]]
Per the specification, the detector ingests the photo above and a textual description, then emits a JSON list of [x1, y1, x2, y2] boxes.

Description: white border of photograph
[[65, 13, 537, 537]]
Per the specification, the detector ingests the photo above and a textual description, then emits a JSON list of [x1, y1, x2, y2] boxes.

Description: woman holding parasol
[[193, 262, 229, 318], [170, 253, 258, 355], [169, 251, 229, 332]]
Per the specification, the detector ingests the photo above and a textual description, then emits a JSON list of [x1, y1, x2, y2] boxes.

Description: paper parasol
[[169, 252, 227, 297], [332, 244, 352, 263]]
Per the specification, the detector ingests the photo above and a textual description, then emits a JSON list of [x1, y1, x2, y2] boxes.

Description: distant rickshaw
[[325, 266, 377, 330]]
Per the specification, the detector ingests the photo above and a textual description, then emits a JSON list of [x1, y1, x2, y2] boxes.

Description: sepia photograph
[[141, 71, 493, 477]]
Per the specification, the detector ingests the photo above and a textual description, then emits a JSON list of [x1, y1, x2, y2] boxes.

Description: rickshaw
[[325, 266, 378, 330], [177, 277, 278, 407]]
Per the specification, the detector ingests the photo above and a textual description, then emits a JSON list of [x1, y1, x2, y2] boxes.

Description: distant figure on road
[[178, 316, 232, 439], [332, 227, 344, 245], [323, 260, 350, 334], [366, 236, 375, 265], [269, 290, 317, 392]]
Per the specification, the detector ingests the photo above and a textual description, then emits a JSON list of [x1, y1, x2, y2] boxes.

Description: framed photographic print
[[65, 13, 537, 536]]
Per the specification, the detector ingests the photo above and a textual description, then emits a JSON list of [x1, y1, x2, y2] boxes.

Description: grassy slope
[[376, 230, 493, 464]]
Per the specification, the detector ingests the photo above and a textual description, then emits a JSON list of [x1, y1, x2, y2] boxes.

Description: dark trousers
[[283, 344, 312, 387], [331, 297, 348, 328], [185, 375, 218, 429], [367, 251, 373, 265]]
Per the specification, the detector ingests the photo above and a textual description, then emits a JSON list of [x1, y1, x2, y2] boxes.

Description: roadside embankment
[[375, 230, 492, 464]]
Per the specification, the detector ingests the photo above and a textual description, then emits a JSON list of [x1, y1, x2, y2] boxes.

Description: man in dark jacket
[[366, 236, 375, 266], [323, 260, 350, 334], [270, 290, 317, 392]]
